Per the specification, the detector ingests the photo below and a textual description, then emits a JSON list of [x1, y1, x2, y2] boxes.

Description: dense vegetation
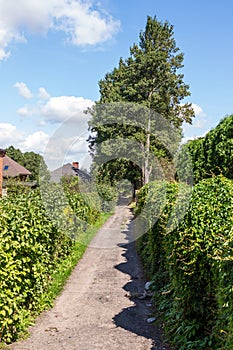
[[0, 179, 108, 344], [136, 176, 233, 349], [1, 15, 232, 350], [88, 16, 194, 188], [179, 114, 233, 183], [135, 114, 233, 349], [87, 17, 233, 349]]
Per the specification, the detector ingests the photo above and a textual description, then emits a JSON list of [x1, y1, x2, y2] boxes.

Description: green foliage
[[3, 178, 32, 196], [40, 180, 101, 241], [0, 191, 64, 343], [98, 16, 194, 126], [5, 145, 50, 182], [60, 175, 81, 193], [136, 176, 233, 349], [88, 103, 149, 187], [136, 180, 190, 287], [95, 181, 118, 212], [60, 175, 101, 220], [89, 16, 194, 187], [5, 146, 23, 164], [181, 114, 233, 183], [0, 181, 104, 343]]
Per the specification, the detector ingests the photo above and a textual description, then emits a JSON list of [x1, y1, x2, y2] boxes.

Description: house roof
[[50, 163, 91, 183], [3, 155, 31, 178]]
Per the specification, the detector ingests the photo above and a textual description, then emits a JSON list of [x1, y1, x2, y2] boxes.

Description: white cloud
[[17, 105, 34, 116], [67, 136, 89, 154], [192, 103, 206, 117], [0, 122, 50, 154], [0, 0, 120, 60], [0, 119, 87, 161], [41, 95, 94, 123], [182, 103, 209, 142], [54, 1, 120, 46], [63, 136, 91, 168], [0, 122, 23, 146], [0, 0, 54, 34], [0, 31, 12, 60], [190, 103, 207, 129], [14, 84, 93, 131], [38, 87, 50, 100], [14, 82, 33, 99], [20, 130, 50, 153], [47, 135, 88, 156], [43, 133, 90, 170], [192, 118, 207, 129], [183, 103, 207, 131]]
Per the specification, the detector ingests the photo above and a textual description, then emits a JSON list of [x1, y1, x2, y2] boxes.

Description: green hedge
[[0, 184, 101, 343], [136, 176, 233, 349], [180, 114, 233, 183]]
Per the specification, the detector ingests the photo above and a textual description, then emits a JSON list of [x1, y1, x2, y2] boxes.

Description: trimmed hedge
[[136, 176, 233, 349]]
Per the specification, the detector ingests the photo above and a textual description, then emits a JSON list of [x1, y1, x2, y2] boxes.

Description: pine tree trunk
[[143, 116, 151, 185]]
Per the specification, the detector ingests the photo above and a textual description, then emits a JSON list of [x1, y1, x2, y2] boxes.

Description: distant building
[[3, 155, 31, 180], [50, 161, 91, 183]]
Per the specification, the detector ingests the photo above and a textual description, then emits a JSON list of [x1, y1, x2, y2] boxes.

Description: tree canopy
[[5, 145, 50, 182], [89, 16, 194, 188], [178, 114, 233, 183], [98, 16, 194, 126]]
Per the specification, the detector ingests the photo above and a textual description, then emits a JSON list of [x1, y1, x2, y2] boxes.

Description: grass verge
[[41, 212, 112, 306]]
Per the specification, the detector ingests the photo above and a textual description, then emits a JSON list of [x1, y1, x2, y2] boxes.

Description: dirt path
[[10, 202, 171, 350]]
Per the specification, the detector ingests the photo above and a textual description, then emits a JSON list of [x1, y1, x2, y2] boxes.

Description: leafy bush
[[0, 182, 103, 343], [3, 178, 33, 196], [136, 176, 233, 349], [96, 182, 118, 212], [180, 114, 233, 183], [40, 180, 101, 237], [0, 191, 64, 342], [136, 181, 178, 286]]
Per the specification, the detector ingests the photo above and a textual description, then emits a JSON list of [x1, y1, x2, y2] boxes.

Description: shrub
[[136, 176, 233, 349], [0, 182, 103, 343], [181, 114, 233, 183]]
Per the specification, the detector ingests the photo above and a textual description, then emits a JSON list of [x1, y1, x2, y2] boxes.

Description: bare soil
[[10, 201, 171, 350]]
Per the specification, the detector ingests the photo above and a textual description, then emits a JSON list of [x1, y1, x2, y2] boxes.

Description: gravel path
[[10, 202, 171, 350]]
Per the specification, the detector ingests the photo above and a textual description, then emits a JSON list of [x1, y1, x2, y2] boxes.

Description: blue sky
[[0, 0, 233, 169]]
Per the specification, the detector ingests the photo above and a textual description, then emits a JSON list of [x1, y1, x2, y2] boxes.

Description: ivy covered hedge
[[136, 176, 233, 349], [0, 183, 101, 343], [180, 114, 233, 183]]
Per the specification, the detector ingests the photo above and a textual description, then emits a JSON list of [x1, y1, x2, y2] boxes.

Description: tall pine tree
[[89, 16, 194, 186]]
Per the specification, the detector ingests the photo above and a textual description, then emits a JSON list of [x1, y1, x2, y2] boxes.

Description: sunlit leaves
[[183, 115, 233, 183], [136, 176, 233, 349], [0, 184, 101, 343]]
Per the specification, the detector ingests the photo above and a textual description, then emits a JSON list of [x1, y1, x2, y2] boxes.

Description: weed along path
[[10, 202, 170, 350]]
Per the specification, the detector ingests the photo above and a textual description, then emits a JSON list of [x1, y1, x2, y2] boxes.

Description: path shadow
[[113, 213, 171, 350], [117, 195, 132, 206]]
